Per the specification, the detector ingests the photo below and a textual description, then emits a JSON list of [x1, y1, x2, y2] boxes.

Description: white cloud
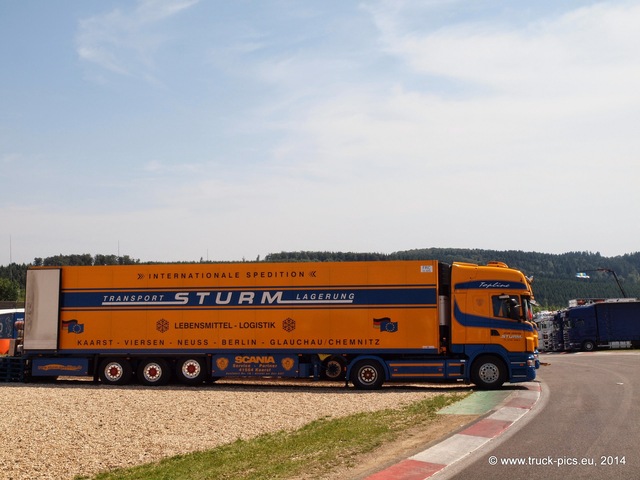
[[76, 0, 200, 79], [143, 160, 208, 175], [135, 0, 200, 23], [1, 153, 24, 165], [232, 1, 640, 256], [278, 2, 640, 168], [372, 2, 640, 100]]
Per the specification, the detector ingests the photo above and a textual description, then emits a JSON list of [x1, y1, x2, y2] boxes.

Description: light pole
[[575, 268, 628, 298]]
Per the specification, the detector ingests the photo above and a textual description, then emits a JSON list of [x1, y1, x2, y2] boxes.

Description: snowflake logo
[[156, 318, 169, 333], [282, 317, 296, 332]]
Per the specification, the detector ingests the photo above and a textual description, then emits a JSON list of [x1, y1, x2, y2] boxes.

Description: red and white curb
[[364, 383, 541, 480]]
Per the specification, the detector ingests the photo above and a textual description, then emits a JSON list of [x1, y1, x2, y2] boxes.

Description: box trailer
[[563, 300, 640, 351], [4, 260, 537, 389]]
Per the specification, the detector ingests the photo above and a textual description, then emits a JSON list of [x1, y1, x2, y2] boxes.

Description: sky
[[2, 0, 640, 265]]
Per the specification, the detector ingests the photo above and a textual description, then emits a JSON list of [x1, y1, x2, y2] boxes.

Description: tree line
[[0, 254, 140, 303], [2, 249, 640, 308]]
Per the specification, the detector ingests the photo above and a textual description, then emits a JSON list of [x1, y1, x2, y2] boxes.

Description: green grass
[[84, 392, 469, 480]]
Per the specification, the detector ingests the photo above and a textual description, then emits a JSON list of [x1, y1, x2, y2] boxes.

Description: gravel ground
[[0, 378, 466, 480]]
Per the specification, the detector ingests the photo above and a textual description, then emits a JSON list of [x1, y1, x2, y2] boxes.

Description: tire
[[137, 358, 170, 386], [99, 358, 133, 386], [350, 360, 385, 390], [176, 357, 207, 385], [582, 340, 596, 352], [321, 356, 347, 381], [471, 356, 506, 390]]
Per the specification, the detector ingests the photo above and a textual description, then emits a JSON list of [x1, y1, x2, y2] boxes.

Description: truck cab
[[563, 305, 597, 351], [448, 262, 537, 387]]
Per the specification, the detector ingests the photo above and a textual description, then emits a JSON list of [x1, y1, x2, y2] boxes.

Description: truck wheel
[[471, 356, 506, 390], [582, 340, 596, 351], [322, 356, 346, 381], [138, 358, 170, 386], [99, 358, 132, 386], [350, 360, 385, 390], [176, 358, 206, 385]]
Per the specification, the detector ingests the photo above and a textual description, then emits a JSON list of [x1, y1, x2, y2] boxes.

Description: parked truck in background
[[1, 260, 537, 389], [550, 310, 566, 351], [535, 310, 566, 352], [0, 308, 24, 355], [563, 300, 640, 351], [534, 311, 556, 351]]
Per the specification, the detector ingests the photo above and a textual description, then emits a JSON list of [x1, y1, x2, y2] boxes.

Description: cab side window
[[492, 295, 521, 320]]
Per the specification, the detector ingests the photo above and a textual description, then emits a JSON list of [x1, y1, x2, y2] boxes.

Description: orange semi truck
[[2, 260, 537, 389]]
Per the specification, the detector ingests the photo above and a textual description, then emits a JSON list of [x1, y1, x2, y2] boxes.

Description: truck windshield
[[521, 297, 534, 321]]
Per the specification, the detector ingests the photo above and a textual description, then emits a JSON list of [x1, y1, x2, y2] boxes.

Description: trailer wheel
[[350, 360, 385, 390], [582, 340, 596, 351], [176, 358, 207, 385], [138, 358, 170, 386], [99, 358, 132, 386], [471, 356, 506, 390], [322, 356, 346, 381]]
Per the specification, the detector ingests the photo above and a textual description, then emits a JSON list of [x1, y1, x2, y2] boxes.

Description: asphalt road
[[442, 351, 640, 480]]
